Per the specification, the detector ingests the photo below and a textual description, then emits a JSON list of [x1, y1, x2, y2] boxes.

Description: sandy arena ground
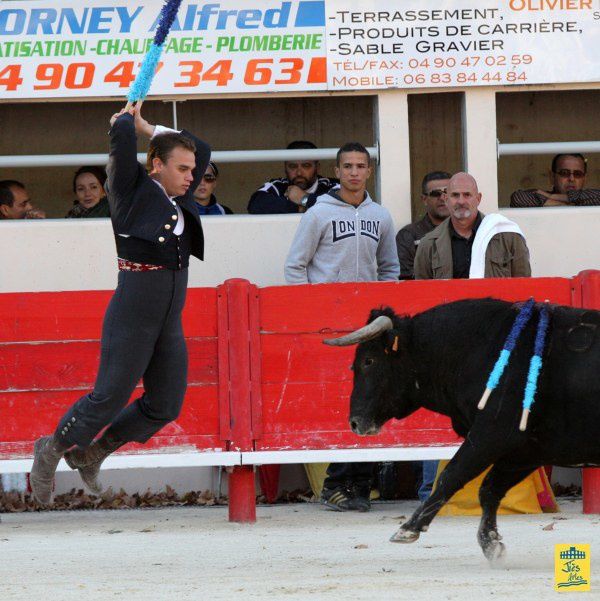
[[1, 498, 598, 600]]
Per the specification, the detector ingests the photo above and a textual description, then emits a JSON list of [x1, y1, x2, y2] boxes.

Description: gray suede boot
[[64, 434, 123, 495], [30, 436, 65, 505]]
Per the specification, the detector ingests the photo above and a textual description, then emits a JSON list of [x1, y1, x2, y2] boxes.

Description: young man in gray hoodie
[[285, 142, 400, 511], [285, 142, 399, 284]]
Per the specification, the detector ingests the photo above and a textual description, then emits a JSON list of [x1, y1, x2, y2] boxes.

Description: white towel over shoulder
[[469, 214, 525, 279]]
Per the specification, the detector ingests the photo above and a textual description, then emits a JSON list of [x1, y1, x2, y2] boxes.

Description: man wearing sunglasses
[[396, 171, 451, 279], [510, 153, 600, 207], [247, 140, 338, 214]]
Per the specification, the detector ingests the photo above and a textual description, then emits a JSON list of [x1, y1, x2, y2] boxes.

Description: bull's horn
[[323, 315, 394, 346]]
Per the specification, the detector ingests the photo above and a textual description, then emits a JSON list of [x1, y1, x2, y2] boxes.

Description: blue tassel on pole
[[478, 298, 535, 410], [154, 0, 183, 46], [519, 306, 550, 431], [127, 44, 164, 104], [127, 0, 183, 104]]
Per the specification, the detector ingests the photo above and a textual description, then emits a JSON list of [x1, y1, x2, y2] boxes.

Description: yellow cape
[[433, 461, 558, 515]]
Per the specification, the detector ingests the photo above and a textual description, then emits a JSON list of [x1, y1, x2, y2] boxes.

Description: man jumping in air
[[30, 105, 210, 504]]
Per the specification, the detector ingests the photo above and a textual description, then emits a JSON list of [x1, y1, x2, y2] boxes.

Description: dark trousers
[[323, 462, 375, 492], [55, 269, 189, 447]]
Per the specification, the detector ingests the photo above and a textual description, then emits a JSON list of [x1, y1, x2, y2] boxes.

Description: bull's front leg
[[477, 462, 536, 563], [390, 440, 499, 544]]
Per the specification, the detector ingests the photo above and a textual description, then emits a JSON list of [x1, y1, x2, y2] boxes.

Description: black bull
[[324, 298, 600, 561]]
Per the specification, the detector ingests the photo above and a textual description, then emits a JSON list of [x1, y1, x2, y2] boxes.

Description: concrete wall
[[2, 206, 600, 293], [0, 215, 300, 292]]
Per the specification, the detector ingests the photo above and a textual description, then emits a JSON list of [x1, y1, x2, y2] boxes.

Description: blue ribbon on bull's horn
[[519, 304, 550, 431], [478, 298, 535, 410], [125, 0, 183, 109]]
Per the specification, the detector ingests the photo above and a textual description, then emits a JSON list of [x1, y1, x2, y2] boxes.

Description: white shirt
[[150, 125, 185, 236]]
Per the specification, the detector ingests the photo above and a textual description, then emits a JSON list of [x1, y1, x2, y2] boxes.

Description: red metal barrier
[[0, 288, 222, 458], [574, 271, 600, 514], [1, 272, 599, 518], [254, 277, 572, 453]]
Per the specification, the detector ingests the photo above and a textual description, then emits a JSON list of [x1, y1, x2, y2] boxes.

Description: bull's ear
[[383, 330, 403, 355]]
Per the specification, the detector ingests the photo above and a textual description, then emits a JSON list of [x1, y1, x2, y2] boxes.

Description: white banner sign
[[326, 0, 600, 90], [0, 0, 327, 98], [0, 0, 598, 99]]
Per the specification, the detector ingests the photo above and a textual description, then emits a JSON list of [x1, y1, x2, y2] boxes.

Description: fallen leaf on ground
[[0, 486, 360, 513]]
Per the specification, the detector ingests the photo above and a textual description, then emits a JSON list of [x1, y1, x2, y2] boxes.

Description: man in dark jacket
[[395, 171, 450, 279], [30, 105, 210, 504], [247, 140, 337, 214]]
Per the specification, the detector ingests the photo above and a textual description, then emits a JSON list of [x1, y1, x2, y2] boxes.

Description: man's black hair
[[551, 154, 587, 174], [421, 171, 452, 195], [286, 140, 317, 150], [0, 180, 25, 207], [336, 142, 370, 166]]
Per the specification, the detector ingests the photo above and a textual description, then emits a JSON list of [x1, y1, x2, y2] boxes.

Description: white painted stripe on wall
[[242, 446, 461, 464], [0, 451, 241, 474], [0, 447, 461, 474]]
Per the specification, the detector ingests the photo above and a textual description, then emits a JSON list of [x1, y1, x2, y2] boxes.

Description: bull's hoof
[[479, 530, 506, 565], [483, 540, 506, 565], [390, 527, 420, 543]]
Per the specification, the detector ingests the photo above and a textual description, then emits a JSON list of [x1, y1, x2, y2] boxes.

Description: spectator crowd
[[1, 151, 598, 221]]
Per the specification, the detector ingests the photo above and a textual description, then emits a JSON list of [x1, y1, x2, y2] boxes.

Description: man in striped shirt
[[510, 153, 600, 207]]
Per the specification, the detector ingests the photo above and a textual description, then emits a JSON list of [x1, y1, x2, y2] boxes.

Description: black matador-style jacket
[[106, 113, 211, 269]]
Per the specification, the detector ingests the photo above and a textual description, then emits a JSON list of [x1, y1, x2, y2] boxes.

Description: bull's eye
[[364, 358, 374, 367]]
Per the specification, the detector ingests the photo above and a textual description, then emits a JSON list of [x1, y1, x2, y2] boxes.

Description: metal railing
[[0, 147, 379, 169], [2, 140, 598, 168], [498, 140, 600, 157]]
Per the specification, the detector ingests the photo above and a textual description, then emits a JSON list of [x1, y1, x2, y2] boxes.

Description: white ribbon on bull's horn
[[323, 316, 394, 346]]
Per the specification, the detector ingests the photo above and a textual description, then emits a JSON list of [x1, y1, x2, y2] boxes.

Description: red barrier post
[[228, 466, 256, 522], [576, 270, 600, 514], [218, 279, 257, 523], [583, 471, 600, 515]]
